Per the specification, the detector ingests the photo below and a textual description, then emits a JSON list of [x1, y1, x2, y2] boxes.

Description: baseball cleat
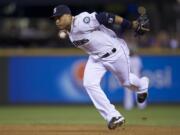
[[137, 77, 149, 103], [108, 116, 125, 130], [137, 92, 148, 103]]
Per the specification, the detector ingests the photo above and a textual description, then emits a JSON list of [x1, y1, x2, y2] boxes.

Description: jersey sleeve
[[76, 12, 101, 33], [95, 12, 115, 27]]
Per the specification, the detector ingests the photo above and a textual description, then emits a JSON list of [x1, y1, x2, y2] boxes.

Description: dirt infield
[[0, 125, 179, 135]]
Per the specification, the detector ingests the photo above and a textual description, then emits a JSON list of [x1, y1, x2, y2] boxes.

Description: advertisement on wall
[[8, 55, 180, 104]]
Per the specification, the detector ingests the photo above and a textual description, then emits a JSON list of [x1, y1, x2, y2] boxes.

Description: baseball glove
[[134, 14, 150, 36]]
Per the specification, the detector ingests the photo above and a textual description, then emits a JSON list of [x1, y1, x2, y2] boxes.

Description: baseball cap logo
[[53, 8, 57, 14]]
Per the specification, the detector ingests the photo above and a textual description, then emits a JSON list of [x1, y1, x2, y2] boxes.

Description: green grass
[[0, 105, 180, 126]]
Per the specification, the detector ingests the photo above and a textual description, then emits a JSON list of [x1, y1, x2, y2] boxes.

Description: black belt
[[101, 48, 116, 58]]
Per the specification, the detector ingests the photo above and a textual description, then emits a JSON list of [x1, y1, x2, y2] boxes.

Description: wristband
[[121, 19, 132, 29]]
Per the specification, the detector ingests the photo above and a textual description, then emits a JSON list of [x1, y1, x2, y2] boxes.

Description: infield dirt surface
[[0, 125, 179, 135]]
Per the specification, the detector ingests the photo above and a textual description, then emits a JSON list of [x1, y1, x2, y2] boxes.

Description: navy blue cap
[[51, 5, 71, 18]]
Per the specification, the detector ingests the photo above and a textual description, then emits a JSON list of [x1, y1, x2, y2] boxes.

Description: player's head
[[51, 5, 72, 31]]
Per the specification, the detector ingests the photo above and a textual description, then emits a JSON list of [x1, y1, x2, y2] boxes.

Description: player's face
[[55, 14, 72, 31]]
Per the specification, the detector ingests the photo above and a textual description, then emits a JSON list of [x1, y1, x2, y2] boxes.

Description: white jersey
[[66, 12, 148, 122], [68, 12, 125, 58]]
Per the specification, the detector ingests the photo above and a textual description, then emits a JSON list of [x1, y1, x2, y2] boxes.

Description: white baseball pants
[[83, 41, 148, 122]]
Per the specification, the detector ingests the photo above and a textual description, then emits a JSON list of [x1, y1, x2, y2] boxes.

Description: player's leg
[[102, 44, 149, 102], [103, 54, 147, 92], [129, 73, 149, 94], [83, 56, 124, 125]]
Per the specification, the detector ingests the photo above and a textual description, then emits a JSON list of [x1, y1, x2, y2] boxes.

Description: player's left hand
[[133, 14, 150, 36]]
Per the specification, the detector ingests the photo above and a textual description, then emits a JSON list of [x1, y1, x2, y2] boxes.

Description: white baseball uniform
[[124, 54, 147, 110], [68, 12, 148, 122]]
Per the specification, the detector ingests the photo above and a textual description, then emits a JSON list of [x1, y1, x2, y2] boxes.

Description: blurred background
[[0, 1, 180, 130], [0, 0, 179, 49], [0, 0, 180, 107]]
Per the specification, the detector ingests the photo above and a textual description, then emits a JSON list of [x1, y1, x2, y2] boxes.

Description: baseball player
[[124, 49, 147, 110], [51, 5, 150, 130]]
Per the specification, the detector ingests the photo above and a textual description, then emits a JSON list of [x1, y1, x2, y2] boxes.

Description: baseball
[[58, 31, 67, 39]]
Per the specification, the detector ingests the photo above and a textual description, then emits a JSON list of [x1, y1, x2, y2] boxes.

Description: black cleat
[[108, 116, 125, 130], [137, 77, 149, 103], [137, 92, 147, 103]]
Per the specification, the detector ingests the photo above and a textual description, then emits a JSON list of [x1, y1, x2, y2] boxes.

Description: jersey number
[[72, 39, 89, 47]]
